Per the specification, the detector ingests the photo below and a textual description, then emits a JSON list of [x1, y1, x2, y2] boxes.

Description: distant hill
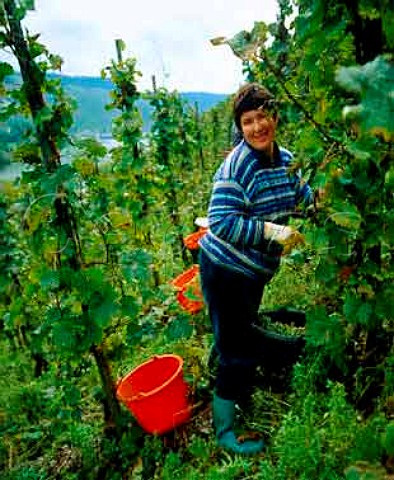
[[3, 73, 228, 137], [53, 74, 228, 135]]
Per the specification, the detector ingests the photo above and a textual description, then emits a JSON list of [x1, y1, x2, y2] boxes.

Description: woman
[[199, 83, 313, 455]]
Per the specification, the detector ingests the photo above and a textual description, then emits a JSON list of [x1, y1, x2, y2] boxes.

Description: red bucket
[[170, 265, 204, 314], [116, 354, 191, 434]]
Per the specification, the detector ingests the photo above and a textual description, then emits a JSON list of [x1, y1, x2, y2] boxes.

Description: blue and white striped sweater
[[199, 140, 313, 278]]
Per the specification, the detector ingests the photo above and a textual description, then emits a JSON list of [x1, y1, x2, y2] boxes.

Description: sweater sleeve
[[208, 178, 265, 247]]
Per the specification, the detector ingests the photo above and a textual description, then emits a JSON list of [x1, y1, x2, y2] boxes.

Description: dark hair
[[233, 83, 277, 130]]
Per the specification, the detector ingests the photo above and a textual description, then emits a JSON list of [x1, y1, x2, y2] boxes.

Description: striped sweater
[[199, 140, 313, 279]]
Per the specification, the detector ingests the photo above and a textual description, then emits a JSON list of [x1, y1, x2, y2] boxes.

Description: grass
[[1, 249, 392, 479]]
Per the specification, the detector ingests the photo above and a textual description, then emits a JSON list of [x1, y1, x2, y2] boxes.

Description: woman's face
[[240, 109, 278, 154]]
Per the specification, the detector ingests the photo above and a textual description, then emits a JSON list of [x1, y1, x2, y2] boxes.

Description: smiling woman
[[234, 84, 279, 154], [239, 109, 278, 152], [198, 82, 314, 455]]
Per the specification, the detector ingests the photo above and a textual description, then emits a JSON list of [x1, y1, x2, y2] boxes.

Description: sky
[[6, 0, 279, 94]]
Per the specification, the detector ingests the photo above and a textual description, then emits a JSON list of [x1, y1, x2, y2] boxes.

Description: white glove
[[194, 217, 209, 228], [264, 221, 304, 254]]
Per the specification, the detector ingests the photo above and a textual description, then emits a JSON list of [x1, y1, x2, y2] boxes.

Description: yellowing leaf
[[71, 301, 83, 314], [210, 22, 268, 61], [210, 36, 227, 46], [73, 157, 96, 176], [370, 126, 394, 142], [330, 211, 362, 230], [108, 209, 130, 228]]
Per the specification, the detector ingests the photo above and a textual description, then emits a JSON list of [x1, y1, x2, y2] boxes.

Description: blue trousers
[[199, 249, 272, 400]]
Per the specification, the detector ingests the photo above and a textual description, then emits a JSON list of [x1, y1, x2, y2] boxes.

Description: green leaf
[[382, 10, 394, 49], [44, 306, 62, 326], [29, 39, 46, 59], [357, 302, 373, 325], [345, 466, 361, 480], [73, 137, 108, 158], [40, 164, 76, 194], [305, 305, 329, 346], [120, 295, 139, 318], [0, 62, 14, 81], [0, 32, 7, 48], [375, 286, 394, 320], [305, 226, 329, 254], [343, 294, 373, 326], [307, 308, 347, 368], [14, 6, 28, 21], [39, 269, 60, 291], [385, 165, 394, 189], [315, 259, 338, 283], [88, 287, 118, 328], [384, 423, 394, 455], [164, 316, 193, 341], [91, 297, 118, 328], [337, 56, 394, 141], [52, 321, 77, 351], [121, 249, 151, 283], [126, 318, 156, 346], [21, 0, 36, 10], [21, 430, 43, 441]]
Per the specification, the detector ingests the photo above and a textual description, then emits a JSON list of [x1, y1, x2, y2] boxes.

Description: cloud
[[9, 0, 278, 93]]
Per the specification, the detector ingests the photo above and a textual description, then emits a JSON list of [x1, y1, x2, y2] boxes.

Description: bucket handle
[[121, 391, 150, 402]]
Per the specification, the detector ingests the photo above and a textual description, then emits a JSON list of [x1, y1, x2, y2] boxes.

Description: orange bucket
[[183, 227, 207, 250], [116, 354, 191, 434], [176, 289, 204, 314], [170, 265, 204, 314], [171, 264, 200, 290]]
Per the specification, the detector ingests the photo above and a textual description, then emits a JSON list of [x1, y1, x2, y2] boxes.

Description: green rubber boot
[[213, 394, 265, 455]]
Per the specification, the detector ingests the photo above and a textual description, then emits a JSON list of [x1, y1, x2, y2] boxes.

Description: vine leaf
[[165, 316, 193, 341], [306, 307, 346, 368], [343, 294, 373, 326], [329, 211, 362, 230], [39, 269, 60, 291], [21, 0, 36, 10], [210, 21, 268, 61], [0, 62, 14, 81], [337, 56, 394, 141], [383, 12, 394, 50]]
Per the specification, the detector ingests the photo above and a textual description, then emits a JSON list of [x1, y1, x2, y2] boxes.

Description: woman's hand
[[195, 217, 209, 228], [264, 221, 304, 254]]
